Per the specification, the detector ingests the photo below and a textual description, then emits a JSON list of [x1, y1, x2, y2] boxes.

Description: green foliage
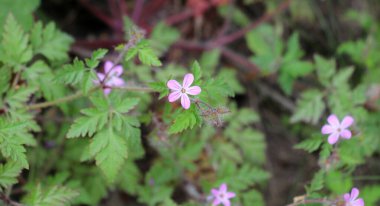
[[291, 89, 325, 124], [149, 81, 169, 99], [0, 0, 40, 32], [0, 162, 22, 190], [126, 40, 162, 66], [91, 128, 128, 183], [168, 107, 199, 134], [67, 96, 109, 138], [0, 14, 32, 66], [306, 170, 325, 195], [246, 24, 313, 94], [295, 135, 323, 153], [23, 184, 79, 206], [150, 22, 180, 56], [30, 21, 73, 62]]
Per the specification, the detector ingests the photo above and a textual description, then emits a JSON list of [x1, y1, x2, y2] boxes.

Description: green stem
[[26, 86, 154, 110], [114, 86, 154, 92], [26, 90, 86, 110]]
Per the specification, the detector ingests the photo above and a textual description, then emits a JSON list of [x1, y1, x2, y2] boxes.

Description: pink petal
[[321, 125, 334, 134], [182, 73, 194, 88], [353, 198, 364, 206], [222, 200, 231, 206], [350, 188, 360, 201], [327, 114, 340, 128], [109, 65, 123, 77], [104, 61, 114, 73], [226, 192, 236, 199], [103, 88, 112, 95], [186, 86, 201, 95], [219, 184, 227, 193], [328, 133, 340, 145], [340, 129, 352, 139], [168, 91, 181, 102], [211, 189, 219, 196], [344, 193, 351, 202], [181, 94, 191, 109], [97, 73, 106, 82], [212, 198, 221, 206], [109, 77, 125, 87], [341, 115, 354, 129], [167, 80, 182, 91]]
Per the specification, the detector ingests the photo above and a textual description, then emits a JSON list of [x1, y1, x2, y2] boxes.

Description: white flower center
[[181, 88, 186, 93], [218, 192, 226, 200]]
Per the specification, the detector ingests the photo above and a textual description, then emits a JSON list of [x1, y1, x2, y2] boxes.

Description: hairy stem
[[26, 85, 154, 110], [26, 90, 88, 110]]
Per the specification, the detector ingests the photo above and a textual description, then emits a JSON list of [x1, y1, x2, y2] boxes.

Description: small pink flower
[[167, 73, 201, 109], [321, 114, 354, 145], [343, 188, 364, 206], [94, 61, 125, 95], [210, 183, 236, 206]]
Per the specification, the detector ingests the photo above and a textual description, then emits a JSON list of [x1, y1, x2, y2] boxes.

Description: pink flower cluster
[[344, 188, 364, 206], [321, 114, 355, 145], [209, 183, 235, 206], [94, 61, 125, 95], [167, 73, 201, 109]]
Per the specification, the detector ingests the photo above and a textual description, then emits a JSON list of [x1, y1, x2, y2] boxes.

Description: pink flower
[[167, 73, 201, 109], [94, 61, 125, 95], [344, 188, 364, 206], [210, 183, 236, 206], [321, 114, 354, 145]]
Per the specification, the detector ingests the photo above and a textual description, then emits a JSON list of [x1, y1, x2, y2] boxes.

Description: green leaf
[[200, 75, 234, 104], [118, 162, 141, 195], [0, 0, 39, 32], [0, 14, 32, 66], [361, 186, 380, 206], [191, 61, 202, 84], [0, 135, 29, 168], [91, 128, 128, 183], [295, 135, 323, 152], [306, 170, 325, 195], [332, 67, 354, 88], [291, 89, 325, 124], [149, 81, 169, 100], [138, 47, 162, 66], [125, 47, 138, 62], [200, 49, 221, 73], [67, 107, 108, 138], [55, 59, 86, 85], [6, 86, 37, 109], [0, 162, 22, 190], [246, 24, 283, 57], [242, 189, 265, 206], [150, 22, 180, 56], [23, 184, 79, 206], [326, 171, 352, 194], [113, 97, 139, 113], [81, 71, 96, 95], [314, 54, 336, 87], [30, 22, 73, 62], [279, 61, 313, 95], [85, 48, 108, 69], [168, 108, 198, 134], [283, 33, 303, 62], [0, 66, 12, 95]]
